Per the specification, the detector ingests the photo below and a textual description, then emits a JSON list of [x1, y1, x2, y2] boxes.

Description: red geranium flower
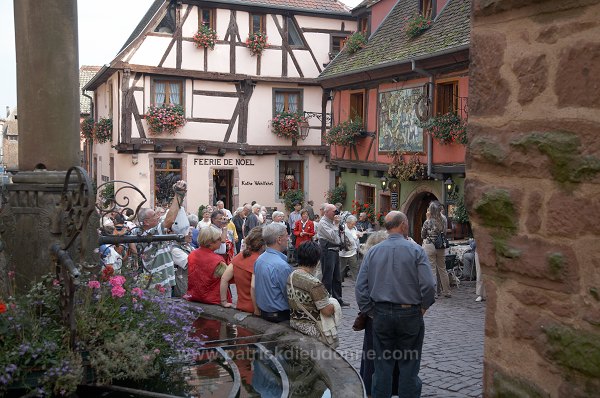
[[0, 302, 6, 313]]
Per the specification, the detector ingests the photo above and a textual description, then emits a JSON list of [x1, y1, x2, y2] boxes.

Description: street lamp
[[298, 120, 310, 140], [445, 177, 455, 195], [380, 176, 388, 191]]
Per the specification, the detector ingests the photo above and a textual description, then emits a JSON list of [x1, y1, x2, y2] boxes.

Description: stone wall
[[467, 0, 600, 396]]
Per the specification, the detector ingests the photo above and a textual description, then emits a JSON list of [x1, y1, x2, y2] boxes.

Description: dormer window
[[358, 16, 369, 34], [154, 1, 177, 34], [420, 0, 435, 19]]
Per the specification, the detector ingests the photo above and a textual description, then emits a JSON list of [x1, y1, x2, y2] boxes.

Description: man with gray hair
[[243, 203, 261, 238], [254, 222, 293, 323], [136, 181, 188, 296], [318, 203, 348, 306], [216, 200, 232, 219], [356, 211, 436, 398]]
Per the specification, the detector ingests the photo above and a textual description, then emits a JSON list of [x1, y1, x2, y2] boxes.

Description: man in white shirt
[[216, 200, 233, 219]]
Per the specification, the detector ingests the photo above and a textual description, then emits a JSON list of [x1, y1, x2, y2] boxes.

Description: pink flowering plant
[[418, 112, 467, 145], [94, 117, 113, 144], [270, 111, 307, 140], [345, 32, 367, 54], [246, 32, 269, 56], [80, 117, 94, 141], [323, 117, 363, 146], [0, 268, 203, 396], [404, 13, 432, 38], [193, 25, 218, 50], [145, 104, 186, 135]]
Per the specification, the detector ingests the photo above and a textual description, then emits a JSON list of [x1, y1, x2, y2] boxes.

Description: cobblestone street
[[337, 279, 485, 397]]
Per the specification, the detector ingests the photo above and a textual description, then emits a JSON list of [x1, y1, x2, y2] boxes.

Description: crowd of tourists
[[98, 181, 483, 398]]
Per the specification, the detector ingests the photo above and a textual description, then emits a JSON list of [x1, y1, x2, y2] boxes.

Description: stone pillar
[[1, 0, 98, 291], [13, 0, 80, 170], [468, 1, 600, 396]]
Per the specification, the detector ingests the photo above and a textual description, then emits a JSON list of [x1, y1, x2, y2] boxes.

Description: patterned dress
[[287, 269, 334, 344], [140, 223, 176, 289]]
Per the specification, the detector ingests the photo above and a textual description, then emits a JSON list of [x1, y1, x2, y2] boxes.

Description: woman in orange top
[[187, 226, 231, 305], [220, 227, 265, 314], [293, 209, 315, 248]]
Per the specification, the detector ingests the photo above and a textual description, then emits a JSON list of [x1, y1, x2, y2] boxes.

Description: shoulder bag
[[289, 271, 338, 347]]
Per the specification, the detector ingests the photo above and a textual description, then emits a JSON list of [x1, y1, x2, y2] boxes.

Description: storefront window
[[279, 160, 304, 198], [154, 158, 182, 207]]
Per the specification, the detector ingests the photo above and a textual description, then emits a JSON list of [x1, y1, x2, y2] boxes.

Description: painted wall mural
[[378, 87, 424, 152]]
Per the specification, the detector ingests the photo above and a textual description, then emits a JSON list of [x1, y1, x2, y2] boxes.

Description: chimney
[[6, 106, 9, 117]]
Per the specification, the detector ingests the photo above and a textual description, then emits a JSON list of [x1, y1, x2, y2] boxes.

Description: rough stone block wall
[[3, 140, 19, 169], [467, 0, 600, 396]]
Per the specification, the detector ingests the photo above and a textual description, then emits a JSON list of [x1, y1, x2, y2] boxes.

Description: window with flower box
[[152, 78, 183, 106], [250, 14, 266, 35], [273, 89, 303, 115], [356, 183, 375, 207], [435, 81, 459, 115], [198, 8, 216, 29]]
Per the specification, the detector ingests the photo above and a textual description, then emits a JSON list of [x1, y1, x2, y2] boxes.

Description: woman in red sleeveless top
[[220, 226, 265, 313], [187, 226, 231, 305]]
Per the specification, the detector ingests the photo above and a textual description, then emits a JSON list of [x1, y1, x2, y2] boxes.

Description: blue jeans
[[372, 303, 424, 398]]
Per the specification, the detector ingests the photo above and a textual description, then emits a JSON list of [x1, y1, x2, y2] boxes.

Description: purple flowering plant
[[145, 104, 186, 135], [0, 267, 204, 396], [270, 111, 307, 140]]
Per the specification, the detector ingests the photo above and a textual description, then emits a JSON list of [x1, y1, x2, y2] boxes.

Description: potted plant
[[283, 189, 304, 212], [246, 32, 269, 56], [270, 112, 307, 140], [145, 104, 186, 135], [326, 185, 347, 205], [418, 112, 467, 145], [80, 117, 94, 141], [94, 117, 113, 144], [193, 25, 218, 50], [323, 117, 363, 146], [387, 152, 428, 181], [345, 32, 367, 54], [404, 12, 432, 38], [452, 195, 470, 239], [351, 200, 375, 223]]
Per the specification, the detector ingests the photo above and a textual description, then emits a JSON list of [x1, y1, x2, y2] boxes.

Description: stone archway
[[403, 188, 438, 245]]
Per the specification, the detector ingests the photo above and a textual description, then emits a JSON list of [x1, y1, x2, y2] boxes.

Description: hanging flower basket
[[404, 13, 432, 38], [345, 32, 367, 54], [193, 25, 218, 50], [387, 151, 428, 181], [145, 104, 186, 135], [80, 117, 94, 141], [246, 32, 269, 56], [323, 118, 363, 146], [418, 112, 467, 145], [270, 112, 307, 140], [94, 118, 113, 144]]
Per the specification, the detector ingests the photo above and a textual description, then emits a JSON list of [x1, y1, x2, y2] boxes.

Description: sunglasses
[[115, 225, 126, 231]]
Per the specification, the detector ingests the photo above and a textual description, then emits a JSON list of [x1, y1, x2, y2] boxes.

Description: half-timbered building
[[319, 0, 470, 243], [84, 0, 355, 212]]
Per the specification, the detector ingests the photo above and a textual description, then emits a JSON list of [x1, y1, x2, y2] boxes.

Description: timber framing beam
[[117, 139, 329, 156]]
